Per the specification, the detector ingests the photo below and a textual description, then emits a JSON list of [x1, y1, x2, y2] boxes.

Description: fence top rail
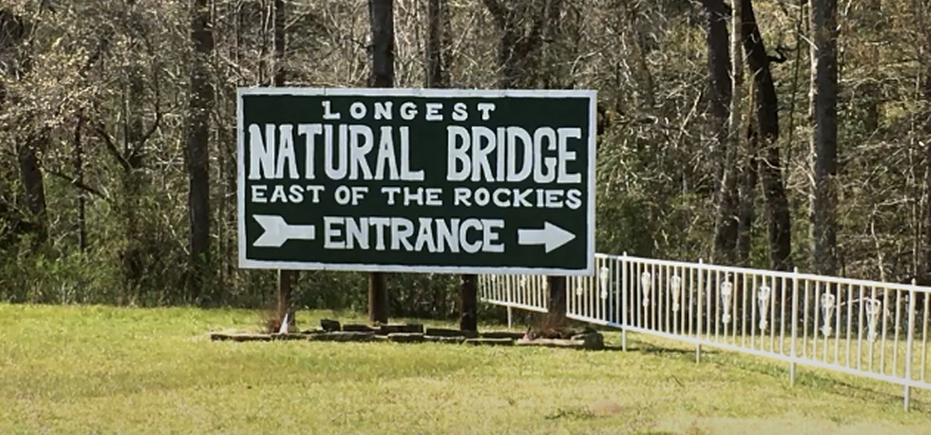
[[595, 253, 931, 294]]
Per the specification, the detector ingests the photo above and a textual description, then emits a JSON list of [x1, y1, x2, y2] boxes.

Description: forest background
[[1, 0, 928, 323]]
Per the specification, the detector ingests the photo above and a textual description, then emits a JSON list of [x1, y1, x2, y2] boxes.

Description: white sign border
[[236, 87, 597, 276]]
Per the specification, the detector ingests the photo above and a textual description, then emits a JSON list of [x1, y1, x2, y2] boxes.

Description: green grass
[[2, 304, 931, 434]]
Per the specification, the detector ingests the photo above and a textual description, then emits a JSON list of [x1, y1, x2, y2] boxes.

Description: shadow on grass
[[605, 341, 720, 360], [743, 361, 927, 412], [659, 346, 930, 412], [606, 335, 926, 412]]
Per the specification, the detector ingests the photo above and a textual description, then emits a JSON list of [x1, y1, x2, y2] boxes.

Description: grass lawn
[[2, 304, 930, 434]]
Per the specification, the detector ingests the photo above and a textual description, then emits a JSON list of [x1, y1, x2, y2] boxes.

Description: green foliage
[[1, 0, 930, 315]]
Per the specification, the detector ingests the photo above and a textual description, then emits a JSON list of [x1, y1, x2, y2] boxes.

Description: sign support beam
[[459, 274, 477, 331], [368, 271, 388, 324], [547, 276, 567, 324], [366, 0, 395, 325]]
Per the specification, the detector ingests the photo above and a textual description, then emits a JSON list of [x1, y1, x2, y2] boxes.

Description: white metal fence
[[478, 253, 931, 411]]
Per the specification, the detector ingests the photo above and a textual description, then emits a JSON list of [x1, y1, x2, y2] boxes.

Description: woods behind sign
[[237, 87, 596, 276]]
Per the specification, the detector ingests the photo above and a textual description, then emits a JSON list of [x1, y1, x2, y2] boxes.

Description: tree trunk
[[114, 1, 150, 299], [425, 0, 447, 88], [740, 0, 793, 271], [16, 133, 48, 245], [481, 0, 549, 89], [425, 0, 468, 327], [701, 0, 738, 264], [122, 69, 146, 298], [920, 0, 931, 282], [539, 0, 563, 89], [272, 0, 296, 325], [723, 0, 746, 265], [74, 109, 87, 252], [187, 0, 214, 303], [368, 0, 394, 88], [810, 0, 839, 276], [482, 0, 566, 322], [367, 0, 394, 324], [0, 10, 48, 246], [547, 275, 567, 326]]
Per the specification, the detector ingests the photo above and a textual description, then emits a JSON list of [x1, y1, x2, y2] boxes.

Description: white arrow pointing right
[[252, 214, 316, 248], [517, 221, 576, 253]]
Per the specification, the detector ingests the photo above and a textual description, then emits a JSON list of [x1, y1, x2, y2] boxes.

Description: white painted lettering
[[471, 126, 495, 182], [425, 103, 443, 121], [477, 103, 495, 120], [493, 188, 509, 208], [374, 126, 399, 180], [322, 100, 341, 120], [557, 127, 582, 183], [325, 124, 348, 180], [481, 219, 505, 253], [453, 187, 471, 206], [460, 219, 482, 253], [248, 123, 275, 180], [350, 186, 368, 205], [507, 127, 533, 182], [369, 217, 390, 250], [436, 219, 459, 253], [452, 102, 468, 121], [349, 102, 367, 119], [443, 125, 584, 184], [305, 185, 325, 203], [318, 216, 507, 254], [298, 124, 322, 180], [404, 187, 424, 205], [373, 101, 392, 120], [251, 185, 268, 203], [474, 187, 490, 206], [270, 185, 287, 202], [495, 127, 506, 180], [346, 217, 368, 249], [533, 127, 557, 183], [390, 218, 415, 250], [398, 127, 424, 181], [323, 217, 344, 249], [447, 126, 470, 181], [349, 125, 374, 180], [414, 217, 437, 252], [566, 189, 583, 210], [276, 124, 298, 179], [425, 188, 442, 206], [334, 185, 352, 205], [288, 185, 304, 203], [381, 187, 401, 205], [512, 188, 533, 207], [544, 189, 562, 208], [400, 102, 417, 120]]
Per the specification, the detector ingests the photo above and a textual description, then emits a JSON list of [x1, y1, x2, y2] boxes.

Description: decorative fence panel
[[479, 253, 931, 411]]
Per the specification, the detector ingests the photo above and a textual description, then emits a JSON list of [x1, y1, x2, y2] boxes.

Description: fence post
[[696, 258, 703, 364], [621, 252, 628, 352], [904, 284, 916, 411], [790, 267, 799, 386], [506, 277, 513, 328]]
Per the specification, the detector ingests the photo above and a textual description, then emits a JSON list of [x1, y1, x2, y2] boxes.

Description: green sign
[[237, 87, 596, 275]]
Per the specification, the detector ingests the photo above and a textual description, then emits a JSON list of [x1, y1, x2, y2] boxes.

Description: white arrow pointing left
[[252, 215, 316, 248]]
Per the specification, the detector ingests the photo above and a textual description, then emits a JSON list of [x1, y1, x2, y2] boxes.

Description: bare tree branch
[[46, 169, 110, 203], [481, 0, 508, 29], [92, 120, 132, 172]]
